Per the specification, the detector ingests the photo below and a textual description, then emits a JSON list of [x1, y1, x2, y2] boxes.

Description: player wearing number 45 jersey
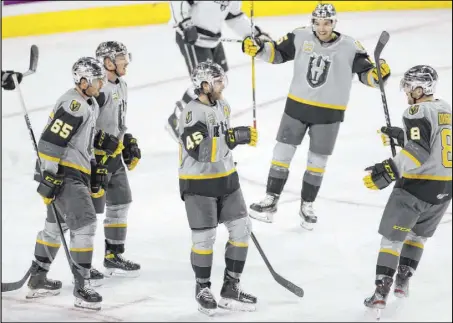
[[178, 61, 258, 315], [29, 57, 123, 310], [242, 3, 391, 229], [363, 65, 452, 313]]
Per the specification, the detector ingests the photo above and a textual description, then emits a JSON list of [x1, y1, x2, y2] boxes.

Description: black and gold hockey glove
[[37, 171, 64, 205], [90, 160, 108, 198], [122, 133, 141, 171], [363, 159, 399, 190], [370, 59, 391, 83], [379, 126, 405, 147], [225, 126, 257, 149], [94, 130, 124, 157], [242, 36, 264, 57]]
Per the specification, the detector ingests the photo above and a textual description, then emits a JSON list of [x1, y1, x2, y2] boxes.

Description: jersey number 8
[[441, 128, 452, 168], [50, 119, 73, 139]]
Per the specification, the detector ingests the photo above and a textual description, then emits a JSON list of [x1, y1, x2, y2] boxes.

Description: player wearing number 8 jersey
[[363, 65, 452, 311]]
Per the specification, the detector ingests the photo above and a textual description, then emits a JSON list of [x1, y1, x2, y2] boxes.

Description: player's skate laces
[[394, 265, 413, 298], [26, 261, 62, 299], [219, 272, 257, 311], [249, 193, 279, 223], [300, 201, 317, 230], [74, 285, 102, 311], [104, 253, 140, 277], [195, 282, 217, 315]]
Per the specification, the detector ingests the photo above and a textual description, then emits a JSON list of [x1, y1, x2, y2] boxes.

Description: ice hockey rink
[[2, 8, 452, 322]]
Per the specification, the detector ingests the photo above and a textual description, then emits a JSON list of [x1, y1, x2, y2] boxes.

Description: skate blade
[[165, 124, 179, 143], [248, 210, 274, 223], [74, 297, 102, 311], [300, 220, 314, 231], [218, 297, 257, 312], [26, 288, 60, 299], [198, 305, 216, 316], [104, 267, 140, 278]]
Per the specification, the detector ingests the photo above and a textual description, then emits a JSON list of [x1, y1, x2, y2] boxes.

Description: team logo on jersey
[[186, 111, 192, 124], [214, 1, 229, 11], [207, 113, 216, 125], [112, 91, 119, 100], [303, 41, 314, 53], [306, 52, 331, 88], [409, 105, 419, 115], [69, 100, 81, 112], [438, 113, 451, 125], [223, 105, 230, 118]]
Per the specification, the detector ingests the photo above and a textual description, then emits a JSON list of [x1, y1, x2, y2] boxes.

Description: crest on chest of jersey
[[214, 1, 229, 11], [306, 52, 332, 88]]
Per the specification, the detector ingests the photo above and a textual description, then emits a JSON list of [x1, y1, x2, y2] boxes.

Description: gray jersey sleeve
[[180, 101, 230, 163], [38, 96, 87, 174]]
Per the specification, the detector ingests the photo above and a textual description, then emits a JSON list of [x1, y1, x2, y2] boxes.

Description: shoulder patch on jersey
[[438, 112, 451, 125], [186, 111, 192, 124], [112, 91, 119, 100], [303, 41, 314, 53], [223, 105, 230, 118], [69, 100, 81, 112], [354, 40, 365, 51], [409, 105, 420, 115]]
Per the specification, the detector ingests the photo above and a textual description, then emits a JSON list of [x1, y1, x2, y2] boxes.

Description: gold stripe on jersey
[[179, 167, 236, 180], [403, 173, 452, 181], [401, 149, 422, 167], [39, 152, 60, 163], [60, 160, 91, 175], [268, 42, 276, 63], [287, 93, 347, 111], [211, 137, 217, 162]]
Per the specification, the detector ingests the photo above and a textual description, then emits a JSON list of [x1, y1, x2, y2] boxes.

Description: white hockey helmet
[[72, 57, 107, 86], [191, 60, 228, 94], [400, 65, 438, 96]]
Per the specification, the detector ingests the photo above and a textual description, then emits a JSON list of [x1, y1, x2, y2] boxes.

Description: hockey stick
[[373, 31, 396, 157], [198, 35, 242, 43], [250, 233, 304, 297], [250, 1, 257, 129], [22, 44, 39, 77]]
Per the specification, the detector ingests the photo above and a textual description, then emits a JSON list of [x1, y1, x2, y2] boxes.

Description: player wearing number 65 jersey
[[92, 41, 141, 278], [362, 65, 452, 312]]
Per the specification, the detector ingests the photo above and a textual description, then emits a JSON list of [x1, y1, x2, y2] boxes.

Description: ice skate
[[26, 261, 62, 299], [394, 265, 413, 298], [364, 276, 393, 320], [249, 193, 279, 223], [195, 281, 217, 316], [73, 267, 105, 287], [73, 276, 102, 311], [165, 101, 184, 142], [104, 241, 140, 278], [299, 201, 317, 231], [218, 270, 257, 312]]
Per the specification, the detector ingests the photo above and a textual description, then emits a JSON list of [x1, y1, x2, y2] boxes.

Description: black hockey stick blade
[[251, 233, 304, 297], [1, 267, 31, 292], [23, 45, 39, 77]]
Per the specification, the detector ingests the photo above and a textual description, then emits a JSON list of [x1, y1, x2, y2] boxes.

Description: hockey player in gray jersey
[[363, 65, 451, 312], [29, 57, 123, 310], [93, 41, 141, 277], [179, 61, 258, 315], [242, 3, 391, 229], [166, 0, 270, 141]]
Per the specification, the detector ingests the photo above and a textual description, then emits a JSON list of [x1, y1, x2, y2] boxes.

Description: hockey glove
[[179, 18, 198, 45], [90, 160, 108, 198], [379, 126, 405, 147], [370, 59, 391, 83], [363, 159, 399, 190], [37, 171, 64, 205], [2, 70, 23, 90], [225, 126, 257, 149], [94, 130, 124, 157], [255, 26, 272, 42], [242, 36, 264, 57], [122, 133, 141, 171]]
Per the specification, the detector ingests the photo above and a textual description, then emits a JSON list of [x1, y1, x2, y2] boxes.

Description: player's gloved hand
[[225, 126, 257, 149], [363, 159, 399, 190], [122, 133, 141, 171], [90, 160, 108, 198], [179, 18, 198, 45], [2, 70, 23, 90], [94, 130, 124, 157], [379, 126, 405, 147], [37, 171, 64, 205], [242, 36, 264, 57], [370, 59, 391, 83]]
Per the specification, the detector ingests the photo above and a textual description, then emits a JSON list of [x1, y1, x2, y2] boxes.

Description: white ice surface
[[2, 9, 452, 322]]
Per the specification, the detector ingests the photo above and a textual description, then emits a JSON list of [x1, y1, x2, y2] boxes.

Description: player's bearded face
[[86, 77, 105, 96], [313, 19, 334, 41], [211, 76, 228, 99]]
